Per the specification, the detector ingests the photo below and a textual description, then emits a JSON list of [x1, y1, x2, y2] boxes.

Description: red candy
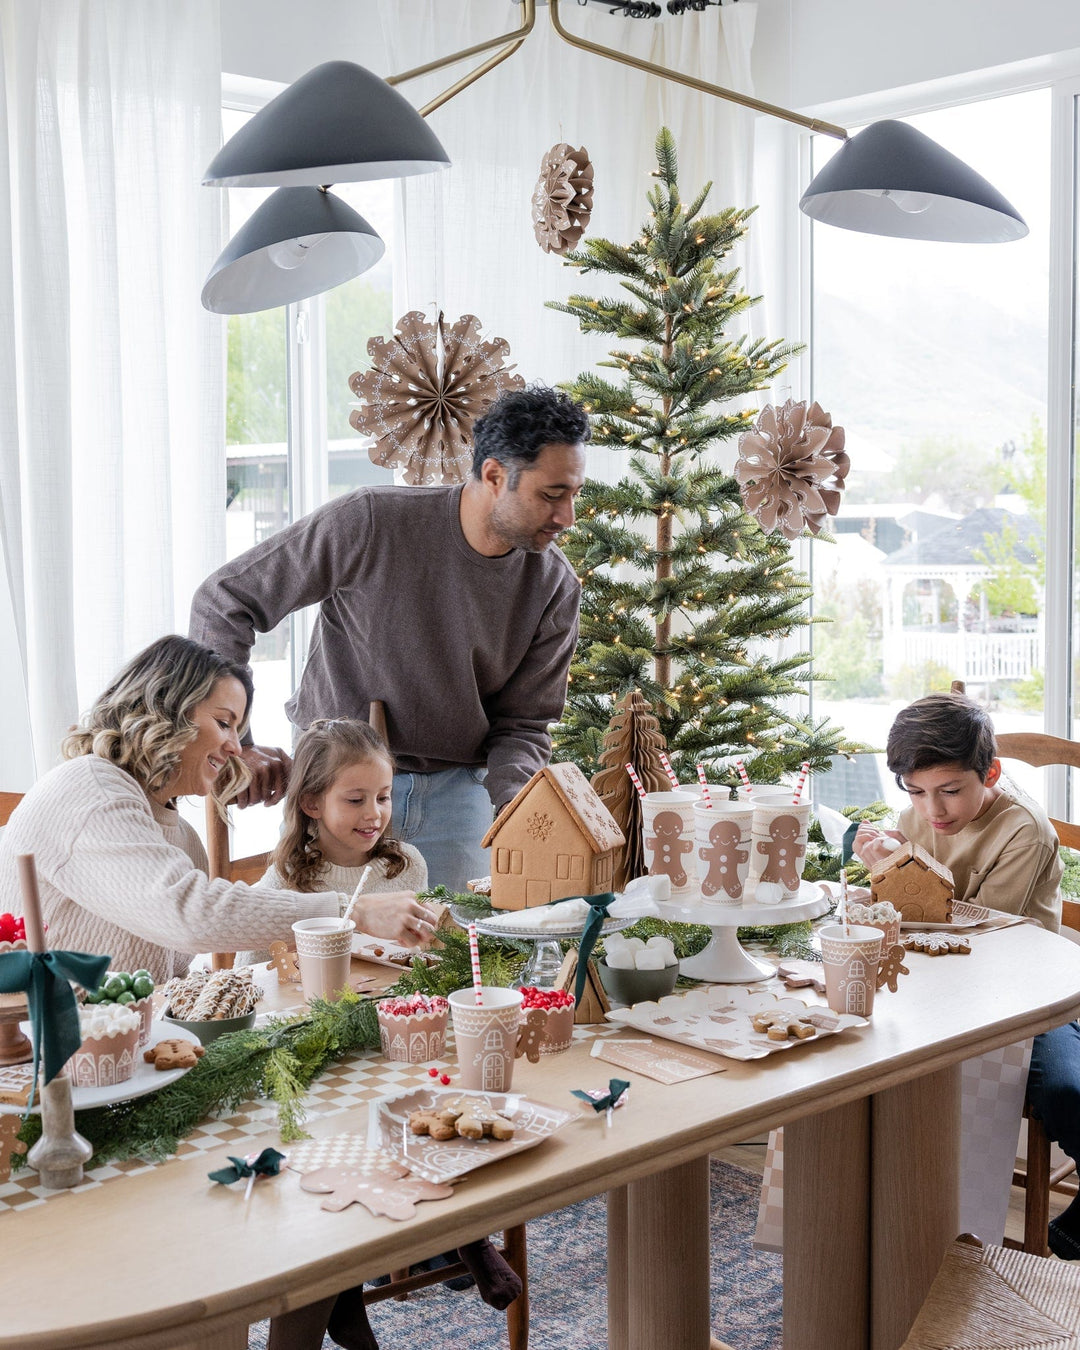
[[428, 1066, 439, 1078], [439, 1073, 451, 1086], [378, 994, 449, 1018], [519, 985, 574, 1011]]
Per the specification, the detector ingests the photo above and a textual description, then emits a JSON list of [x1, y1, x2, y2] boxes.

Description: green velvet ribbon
[[841, 821, 859, 867], [0, 948, 111, 1092], [565, 892, 617, 1006], [571, 1079, 631, 1113], [208, 1146, 286, 1186]]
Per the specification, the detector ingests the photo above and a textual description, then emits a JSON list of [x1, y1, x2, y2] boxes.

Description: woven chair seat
[[902, 1236, 1080, 1348]]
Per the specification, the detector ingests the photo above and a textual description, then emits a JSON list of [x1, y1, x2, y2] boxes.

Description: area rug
[[248, 1159, 782, 1350]]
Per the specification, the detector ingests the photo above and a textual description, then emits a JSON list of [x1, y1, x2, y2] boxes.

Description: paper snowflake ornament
[[532, 143, 595, 255], [735, 399, 849, 541], [349, 311, 525, 486]]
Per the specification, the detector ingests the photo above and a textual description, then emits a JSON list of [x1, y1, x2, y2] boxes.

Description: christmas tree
[[550, 128, 856, 785]]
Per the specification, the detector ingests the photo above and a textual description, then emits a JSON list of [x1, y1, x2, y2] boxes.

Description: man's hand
[[236, 744, 292, 808], [852, 823, 908, 869]]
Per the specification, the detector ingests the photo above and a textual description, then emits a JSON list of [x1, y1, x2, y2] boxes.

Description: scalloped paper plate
[[604, 985, 868, 1061]]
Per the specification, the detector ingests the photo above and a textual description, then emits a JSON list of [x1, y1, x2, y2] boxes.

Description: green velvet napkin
[[0, 949, 111, 1089]]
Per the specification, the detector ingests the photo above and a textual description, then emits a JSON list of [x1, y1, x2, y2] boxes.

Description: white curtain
[[0, 0, 224, 783], [377, 0, 760, 480]]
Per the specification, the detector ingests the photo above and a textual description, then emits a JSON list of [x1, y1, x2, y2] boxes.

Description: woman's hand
[[852, 823, 907, 869], [348, 892, 440, 947]]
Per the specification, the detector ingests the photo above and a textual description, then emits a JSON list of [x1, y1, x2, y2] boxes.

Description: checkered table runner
[[0, 1022, 623, 1215]]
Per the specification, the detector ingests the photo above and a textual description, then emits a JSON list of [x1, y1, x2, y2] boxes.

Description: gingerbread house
[[870, 842, 955, 923], [481, 762, 625, 910]]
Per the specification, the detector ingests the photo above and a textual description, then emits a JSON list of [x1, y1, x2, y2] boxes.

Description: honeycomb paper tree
[[590, 689, 672, 888]]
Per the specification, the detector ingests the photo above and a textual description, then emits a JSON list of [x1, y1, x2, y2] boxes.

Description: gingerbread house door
[[845, 958, 868, 1015]]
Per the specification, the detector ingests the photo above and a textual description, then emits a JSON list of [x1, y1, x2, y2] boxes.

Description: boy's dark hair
[[471, 384, 591, 484], [886, 692, 998, 788]]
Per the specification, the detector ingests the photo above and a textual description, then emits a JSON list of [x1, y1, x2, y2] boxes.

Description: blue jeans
[[391, 767, 492, 894], [1027, 1021, 1080, 1248]]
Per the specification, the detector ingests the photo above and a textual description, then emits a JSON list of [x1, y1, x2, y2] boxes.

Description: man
[[190, 384, 589, 891]]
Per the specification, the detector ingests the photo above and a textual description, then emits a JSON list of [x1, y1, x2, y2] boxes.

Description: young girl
[[260, 719, 428, 901]]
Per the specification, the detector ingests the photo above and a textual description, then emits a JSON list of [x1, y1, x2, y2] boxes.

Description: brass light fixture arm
[[387, 0, 535, 118], [547, 0, 847, 141]]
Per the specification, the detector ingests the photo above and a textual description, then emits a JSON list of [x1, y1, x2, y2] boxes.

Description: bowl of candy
[[519, 986, 575, 1054]]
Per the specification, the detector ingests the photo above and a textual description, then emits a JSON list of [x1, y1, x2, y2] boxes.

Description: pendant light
[[200, 187, 385, 315], [799, 120, 1028, 243]]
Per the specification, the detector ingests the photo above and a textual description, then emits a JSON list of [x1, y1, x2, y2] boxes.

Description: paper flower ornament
[[735, 399, 849, 541], [532, 142, 595, 255], [349, 311, 525, 486]]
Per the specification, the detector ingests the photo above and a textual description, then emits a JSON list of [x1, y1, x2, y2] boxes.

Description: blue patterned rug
[[248, 1159, 781, 1349]]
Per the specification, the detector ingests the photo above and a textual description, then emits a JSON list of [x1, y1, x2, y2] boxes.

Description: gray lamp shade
[[203, 60, 450, 188], [800, 120, 1028, 243], [201, 187, 385, 314]]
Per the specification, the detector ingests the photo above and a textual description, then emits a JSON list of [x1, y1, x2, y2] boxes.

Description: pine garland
[[13, 988, 380, 1171]]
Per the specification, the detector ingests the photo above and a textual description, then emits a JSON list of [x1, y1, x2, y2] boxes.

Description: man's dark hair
[[886, 692, 998, 788], [471, 385, 591, 484]]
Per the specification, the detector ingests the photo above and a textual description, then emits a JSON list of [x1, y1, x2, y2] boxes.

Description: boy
[[854, 692, 1078, 1258]]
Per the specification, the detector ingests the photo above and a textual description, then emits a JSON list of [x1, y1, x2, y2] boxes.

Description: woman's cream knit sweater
[[0, 756, 339, 981]]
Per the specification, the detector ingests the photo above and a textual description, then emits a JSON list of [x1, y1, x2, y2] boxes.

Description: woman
[[0, 635, 437, 979]]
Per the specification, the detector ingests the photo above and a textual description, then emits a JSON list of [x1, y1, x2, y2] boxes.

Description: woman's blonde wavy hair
[[272, 719, 407, 892], [62, 634, 254, 812]]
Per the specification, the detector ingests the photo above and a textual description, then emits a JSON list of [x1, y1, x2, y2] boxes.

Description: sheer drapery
[[378, 0, 759, 425], [0, 0, 223, 783]]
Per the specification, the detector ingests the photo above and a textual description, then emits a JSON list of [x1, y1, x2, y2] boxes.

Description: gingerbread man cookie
[[750, 1010, 817, 1041], [756, 814, 805, 892], [647, 810, 693, 887], [901, 932, 971, 956], [515, 1008, 547, 1065], [266, 941, 301, 984], [699, 820, 748, 900]]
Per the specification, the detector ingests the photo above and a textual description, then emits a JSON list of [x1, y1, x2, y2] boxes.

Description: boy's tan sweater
[[900, 789, 1062, 934]]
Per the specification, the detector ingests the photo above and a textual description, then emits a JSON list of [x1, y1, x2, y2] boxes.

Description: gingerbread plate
[[368, 1087, 576, 1184], [0, 1018, 201, 1114], [604, 986, 868, 1061], [898, 901, 990, 931]]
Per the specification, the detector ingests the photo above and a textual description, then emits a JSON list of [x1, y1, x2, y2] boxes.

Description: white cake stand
[[665, 881, 833, 984]]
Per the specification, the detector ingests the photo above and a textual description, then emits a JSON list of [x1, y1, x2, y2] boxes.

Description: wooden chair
[[0, 793, 22, 827], [205, 800, 269, 971], [902, 1233, 1080, 1348], [949, 682, 1080, 1254]]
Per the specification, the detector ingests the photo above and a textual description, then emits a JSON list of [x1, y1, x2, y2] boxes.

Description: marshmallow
[[634, 950, 667, 970], [754, 881, 785, 906], [604, 945, 638, 969], [622, 937, 646, 953]]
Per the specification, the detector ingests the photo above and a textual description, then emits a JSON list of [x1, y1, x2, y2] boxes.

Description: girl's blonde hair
[[273, 719, 407, 892], [62, 634, 253, 812]]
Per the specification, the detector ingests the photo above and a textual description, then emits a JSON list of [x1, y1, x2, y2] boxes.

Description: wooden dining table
[[2, 922, 1080, 1350]]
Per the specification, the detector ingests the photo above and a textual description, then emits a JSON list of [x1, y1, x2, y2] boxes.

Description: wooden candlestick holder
[[0, 992, 32, 1066]]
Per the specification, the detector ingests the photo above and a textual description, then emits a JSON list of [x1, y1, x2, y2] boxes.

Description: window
[[808, 90, 1052, 812]]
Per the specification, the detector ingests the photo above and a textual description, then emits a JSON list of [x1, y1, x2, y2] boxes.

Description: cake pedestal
[[451, 906, 636, 988], [665, 882, 832, 984], [0, 993, 31, 1066]]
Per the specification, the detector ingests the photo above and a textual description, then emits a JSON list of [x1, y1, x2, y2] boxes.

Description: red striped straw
[[696, 764, 713, 809], [468, 922, 483, 1006], [658, 752, 680, 793], [624, 763, 647, 800], [734, 758, 753, 798], [792, 761, 810, 806]]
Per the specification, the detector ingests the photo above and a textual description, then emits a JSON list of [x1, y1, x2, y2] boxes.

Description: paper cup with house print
[[694, 799, 755, 905], [747, 801, 811, 903], [292, 917, 356, 1003], [641, 791, 698, 899], [448, 986, 523, 1091], [819, 923, 883, 1018]]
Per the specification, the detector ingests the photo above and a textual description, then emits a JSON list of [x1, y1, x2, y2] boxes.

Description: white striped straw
[[624, 763, 647, 800], [468, 922, 483, 1006], [696, 764, 713, 809], [792, 761, 810, 806], [734, 759, 753, 798], [658, 752, 680, 793]]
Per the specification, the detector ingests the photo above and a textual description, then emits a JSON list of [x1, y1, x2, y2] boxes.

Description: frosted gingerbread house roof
[[871, 840, 954, 887], [482, 761, 625, 853]]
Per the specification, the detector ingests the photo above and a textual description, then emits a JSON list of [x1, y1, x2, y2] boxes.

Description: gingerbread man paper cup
[[748, 801, 810, 903], [694, 799, 754, 906], [641, 791, 698, 898]]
